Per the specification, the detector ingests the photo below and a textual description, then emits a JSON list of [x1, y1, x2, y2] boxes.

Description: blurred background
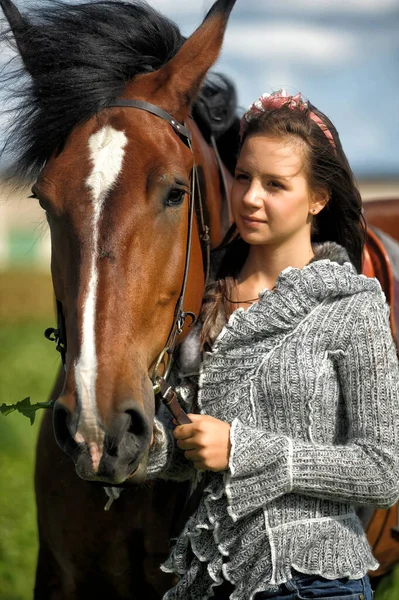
[[0, 0, 398, 598]]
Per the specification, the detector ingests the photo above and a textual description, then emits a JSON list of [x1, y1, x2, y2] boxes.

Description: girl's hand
[[173, 414, 231, 472]]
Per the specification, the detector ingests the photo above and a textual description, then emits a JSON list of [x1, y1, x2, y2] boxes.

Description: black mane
[[0, 0, 239, 180]]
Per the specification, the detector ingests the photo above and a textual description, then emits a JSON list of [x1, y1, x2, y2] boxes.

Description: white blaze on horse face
[[74, 125, 127, 471]]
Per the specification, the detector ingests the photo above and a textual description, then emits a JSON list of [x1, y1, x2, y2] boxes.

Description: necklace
[[223, 293, 259, 305], [223, 284, 275, 305]]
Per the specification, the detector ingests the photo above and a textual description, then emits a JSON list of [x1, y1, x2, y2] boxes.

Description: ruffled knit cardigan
[[148, 242, 399, 600]]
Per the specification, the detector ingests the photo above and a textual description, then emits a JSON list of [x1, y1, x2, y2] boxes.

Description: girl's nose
[[243, 181, 263, 208]]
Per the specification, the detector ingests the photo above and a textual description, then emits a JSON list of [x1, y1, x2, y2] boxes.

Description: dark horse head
[[0, 0, 237, 485]]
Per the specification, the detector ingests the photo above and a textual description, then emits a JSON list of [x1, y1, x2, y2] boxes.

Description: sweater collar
[[309, 241, 352, 266], [178, 242, 381, 372], [212, 242, 380, 352]]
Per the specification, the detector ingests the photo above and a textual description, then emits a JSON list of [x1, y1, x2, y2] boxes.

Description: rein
[[45, 99, 212, 410]]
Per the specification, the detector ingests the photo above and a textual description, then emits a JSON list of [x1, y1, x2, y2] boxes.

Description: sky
[[0, 0, 398, 178]]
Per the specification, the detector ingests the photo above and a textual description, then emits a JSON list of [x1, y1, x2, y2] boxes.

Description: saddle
[[362, 226, 399, 577]]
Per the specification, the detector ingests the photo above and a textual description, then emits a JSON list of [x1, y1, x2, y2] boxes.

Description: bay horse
[[362, 198, 399, 581], [0, 0, 238, 598], [364, 198, 399, 243], [1, 0, 399, 597]]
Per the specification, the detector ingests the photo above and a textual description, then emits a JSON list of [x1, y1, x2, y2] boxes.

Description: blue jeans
[[254, 572, 373, 599]]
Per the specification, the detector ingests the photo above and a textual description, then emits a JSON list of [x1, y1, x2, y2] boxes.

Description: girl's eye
[[234, 173, 249, 181], [266, 180, 284, 190], [165, 188, 186, 207]]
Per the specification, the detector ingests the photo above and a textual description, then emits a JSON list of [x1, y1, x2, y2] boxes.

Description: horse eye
[[29, 188, 50, 214], [165, 189, 186, 207]]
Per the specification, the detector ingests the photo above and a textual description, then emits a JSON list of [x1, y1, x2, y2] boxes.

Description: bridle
[[45, 98, 213, 394], [107, 100, 211, 388]]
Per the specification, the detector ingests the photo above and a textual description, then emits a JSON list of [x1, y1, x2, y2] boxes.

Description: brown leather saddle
[[363, 227, 398, 346], [362, 226, 399, 577]]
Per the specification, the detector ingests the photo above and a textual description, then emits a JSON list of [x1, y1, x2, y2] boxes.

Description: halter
[[46, 99, 211, 393]]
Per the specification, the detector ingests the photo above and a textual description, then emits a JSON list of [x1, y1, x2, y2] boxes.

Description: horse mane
[[0, 0, 239, 180]]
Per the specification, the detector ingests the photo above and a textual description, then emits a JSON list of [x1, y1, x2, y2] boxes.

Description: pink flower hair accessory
[[240, 89, 335, 149]]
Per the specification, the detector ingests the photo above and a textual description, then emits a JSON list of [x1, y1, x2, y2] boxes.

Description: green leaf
[[0, 397, 53, 425]]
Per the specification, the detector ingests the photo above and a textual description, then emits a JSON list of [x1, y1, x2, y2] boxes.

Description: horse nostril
[[124, 405, 149, 438], [53, 401, 80, 455]]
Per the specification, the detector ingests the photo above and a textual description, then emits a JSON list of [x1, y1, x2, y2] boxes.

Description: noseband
[[46, 98, 211, 393]]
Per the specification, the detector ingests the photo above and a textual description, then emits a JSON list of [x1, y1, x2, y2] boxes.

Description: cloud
[[1, 0, 397, 177], [139, 0, 212, 17], [246, 0, 399, 15], [141, 0, 399, 16], [0, 53, 18, 75], [223, 23, 358, 65]]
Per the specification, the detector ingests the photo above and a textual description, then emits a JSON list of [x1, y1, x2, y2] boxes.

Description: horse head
[[1, 0, 237, 485]]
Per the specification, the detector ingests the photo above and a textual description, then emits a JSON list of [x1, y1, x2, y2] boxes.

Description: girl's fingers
[[176, 438, 196, 450], [173, 424, 194, 440], [193, 461, 206, 472], [184, 449, 201, 462], [186, 414, 204, 422]]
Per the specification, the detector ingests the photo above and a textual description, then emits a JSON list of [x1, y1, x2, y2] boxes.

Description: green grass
[[0, 321, 57, 600], [0, 271, 398, 599], [0, 273, 58, 600], [375, 566, 399, 600]]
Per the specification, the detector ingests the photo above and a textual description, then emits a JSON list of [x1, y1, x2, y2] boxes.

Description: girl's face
[[231, 134, 323, 247]]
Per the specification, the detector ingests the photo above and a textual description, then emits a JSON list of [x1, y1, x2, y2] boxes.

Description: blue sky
[[1, 0, 398, 177]]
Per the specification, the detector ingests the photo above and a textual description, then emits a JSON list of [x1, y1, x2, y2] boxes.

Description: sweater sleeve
[[226, 296, 399, 521]]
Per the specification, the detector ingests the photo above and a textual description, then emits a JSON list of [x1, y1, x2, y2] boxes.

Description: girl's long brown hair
[[200, 102, 366, 350]]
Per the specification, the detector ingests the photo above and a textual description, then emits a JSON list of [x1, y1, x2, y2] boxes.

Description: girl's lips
[[241, 215, 266, 225]]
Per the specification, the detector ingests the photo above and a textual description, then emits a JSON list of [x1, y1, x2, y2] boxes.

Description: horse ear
[[0, 0, 35, 75], [132, 0, 237, 115], [165, 0, 237, 110]]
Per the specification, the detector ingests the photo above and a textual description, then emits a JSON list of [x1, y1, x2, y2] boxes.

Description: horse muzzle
[[53, 398, 152, 484]]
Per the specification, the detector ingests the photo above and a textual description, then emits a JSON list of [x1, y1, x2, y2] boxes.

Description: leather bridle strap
[[44, 299, 67, 369], [163, 139, 197, 354], [109, 100, 210, 290], [107, 99, 200, 379], [107, 99, 192, 143]]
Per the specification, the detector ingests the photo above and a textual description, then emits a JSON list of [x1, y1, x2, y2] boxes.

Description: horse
[[2, 0, 399, 597], [0, 0, 238, 597], [364, 198, 399, 243], [362, 198, 399, 581]]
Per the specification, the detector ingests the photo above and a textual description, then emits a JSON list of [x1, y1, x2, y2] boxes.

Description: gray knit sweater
[[148, 243, 399, 600]]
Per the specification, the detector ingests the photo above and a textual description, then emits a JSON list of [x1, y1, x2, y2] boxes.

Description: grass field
[[0, 269, 398, 599], [0, 270, 57, 599]]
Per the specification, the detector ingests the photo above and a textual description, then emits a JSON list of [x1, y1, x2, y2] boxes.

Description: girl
[[148, 89, 399, 600]]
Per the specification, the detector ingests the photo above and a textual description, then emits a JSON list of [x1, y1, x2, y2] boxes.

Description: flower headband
[[240, 89, 336, 149]]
